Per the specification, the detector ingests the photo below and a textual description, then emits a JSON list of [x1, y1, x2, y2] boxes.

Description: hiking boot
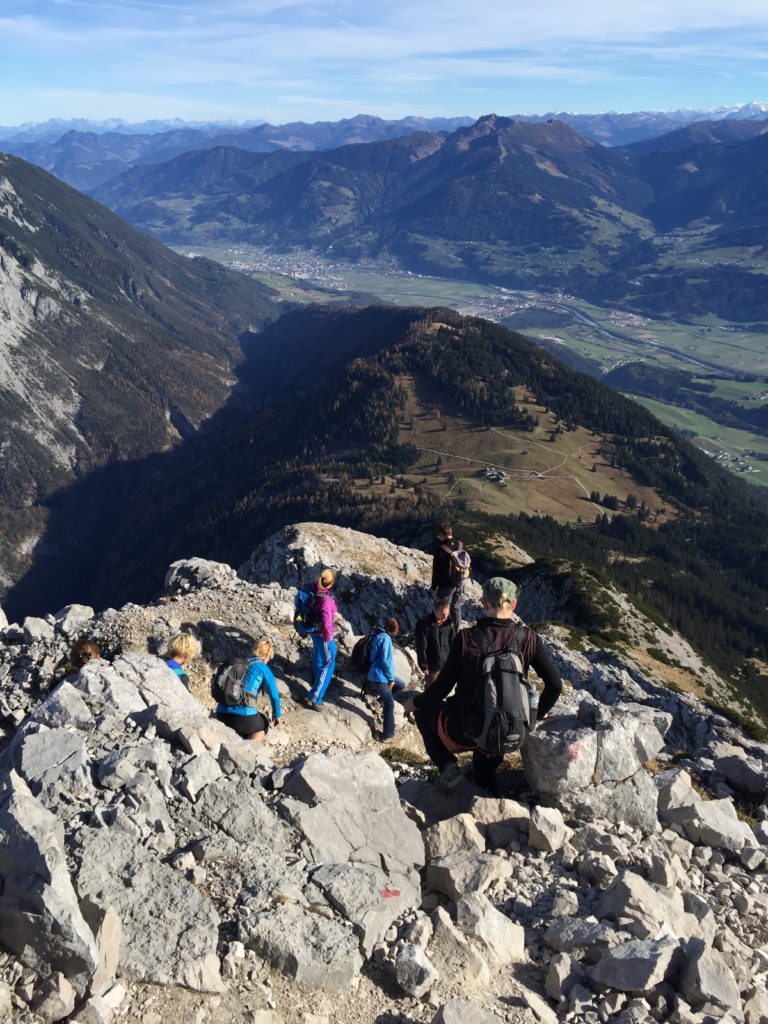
[[301, 696, 322, 712], [435, 763, 464, 792]]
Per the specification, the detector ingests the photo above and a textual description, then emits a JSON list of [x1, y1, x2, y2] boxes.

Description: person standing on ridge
[[431, 522, 471, 630], [367, 617, 408, 740], [415, 597, 455, 689], [303, 568, 338, 711], [405, 577, 562, 795]]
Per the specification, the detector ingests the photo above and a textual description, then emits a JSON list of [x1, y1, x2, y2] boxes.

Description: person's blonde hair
[[253, 638, 273, 661], [166, 633, 200, 662], [317, 568, 335, 589]]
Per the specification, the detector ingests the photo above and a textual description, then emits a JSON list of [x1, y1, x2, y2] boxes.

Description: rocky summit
[[0, 522, 767, 1024]]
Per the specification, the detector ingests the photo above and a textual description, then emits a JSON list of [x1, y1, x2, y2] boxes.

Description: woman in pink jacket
[[303, 568, 338, 711]]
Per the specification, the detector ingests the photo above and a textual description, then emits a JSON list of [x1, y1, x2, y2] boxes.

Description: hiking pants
[[371, 677, 406, 739], [414, 700, 503, 791], [434, 585, 463, 631], [308, 635, 337, 704]]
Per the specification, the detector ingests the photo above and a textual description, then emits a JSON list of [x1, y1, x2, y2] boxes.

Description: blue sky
[[2, 0, 768, 125]]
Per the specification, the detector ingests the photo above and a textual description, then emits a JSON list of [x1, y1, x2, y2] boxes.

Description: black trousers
[[414, 700, 502, 790], [433, 584, 463, 631]]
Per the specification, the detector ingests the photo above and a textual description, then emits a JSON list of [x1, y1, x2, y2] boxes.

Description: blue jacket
[[166, 659, 189, 691], [367, 629, 396, 685], [217, 659, 282, 719]]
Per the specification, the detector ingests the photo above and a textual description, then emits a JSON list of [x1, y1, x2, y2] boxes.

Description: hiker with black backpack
[[301, 568, 338, 711], [431, 522, 471, 630], [405, 577, 562, 794], [213, 638, 282, 741], [366, 617, 408, 741], [415, 597, 455, 689]]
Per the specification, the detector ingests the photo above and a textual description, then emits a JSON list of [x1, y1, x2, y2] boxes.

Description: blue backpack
[[293, 586, 317, 636]]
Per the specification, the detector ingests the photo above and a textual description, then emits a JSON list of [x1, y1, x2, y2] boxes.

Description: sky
[[1, 0, 768, 127]]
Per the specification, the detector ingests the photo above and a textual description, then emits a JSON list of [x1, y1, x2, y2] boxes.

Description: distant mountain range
[[0, 115, 475, 191], [0, 153, 280, 599], [89, 113, 768, 320], [2, 103, 768, 191]]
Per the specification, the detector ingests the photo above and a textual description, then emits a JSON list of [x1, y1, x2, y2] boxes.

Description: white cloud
[[2, 0, 768, 122]]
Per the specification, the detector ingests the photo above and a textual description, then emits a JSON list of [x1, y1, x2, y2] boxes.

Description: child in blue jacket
[[367, 617, 407, 740]]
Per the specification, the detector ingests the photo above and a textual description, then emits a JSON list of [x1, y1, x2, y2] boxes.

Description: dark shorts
[[215, 711, 269, 737]]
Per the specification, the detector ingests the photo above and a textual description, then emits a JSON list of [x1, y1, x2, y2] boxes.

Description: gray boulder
[[546, 952, 585, 1001], [281, 750, 424, 875], [0, 772, 98, 996], [455, 892, 525, 964], [54, 604, 94, 636], [425, 851, 512, 902], [31, 973, 77, 1023], [13, 727, 91, 809], [164, 557, 237, 595], [75, 825, 223, 992], [528, 805, 572, 853], [395, 944, 439, 998], [310, 862, 419, 956], [431, 999, 502, 1024], [423, 813, 486, 861], [589, 938, 682, 994], [682, 797, 758, 853], [242, 903, 362, 992], [678, 946, 741, 1012], [544, 917, 621, 963]]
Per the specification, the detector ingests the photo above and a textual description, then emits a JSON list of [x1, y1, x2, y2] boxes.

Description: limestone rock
[[589, 938, 682, 994], [54, 604, 94, 636], [423, 813, 486, 861], [545, 952, 585, 1001], [678, 946, 741, 1012], [32, 973, 77, 1023], [431, 1000, 502, 1024], [176, 752, 223, 803], [395, 943, 439, 997], [164, 557, 237, 595], [425, 851, 512, 902], [524, 716, 599, 794], [310, 862, 419, 956], [75, 826, 223, 992], [0, 772, 98, 996], [528, 805, 572, 853], [455, 892, 525, 964], [682, 797, 758, 852], [242, 903, 362, 992], [281, 750, 424, 875]]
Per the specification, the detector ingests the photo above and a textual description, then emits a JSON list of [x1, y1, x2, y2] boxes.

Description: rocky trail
[[0, 523, 767, 1024]]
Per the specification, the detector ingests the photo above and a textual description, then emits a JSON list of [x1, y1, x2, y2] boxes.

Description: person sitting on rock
[[405, 578, 562, 794], [215, 639, 282, 742], [415, 598, 455, 689], [51, 637, 102, 686], [367, 617, 408, 741], [165, 632, 200, 691], [302, 568, 338, 711]]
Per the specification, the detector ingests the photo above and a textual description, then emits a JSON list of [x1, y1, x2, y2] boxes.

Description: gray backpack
[[468, 627, 530, 755]]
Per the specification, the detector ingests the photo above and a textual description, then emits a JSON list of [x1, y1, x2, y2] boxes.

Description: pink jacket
[[313, 583, 337, 642]]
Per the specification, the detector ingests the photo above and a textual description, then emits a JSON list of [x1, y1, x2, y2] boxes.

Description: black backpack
[[466, 625, 530, 756], [350, 633, 375, 675], [211, 658, 252, 707]]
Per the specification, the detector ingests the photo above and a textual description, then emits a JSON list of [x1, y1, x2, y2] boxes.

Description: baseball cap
[[482, 577, 518, 605]]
